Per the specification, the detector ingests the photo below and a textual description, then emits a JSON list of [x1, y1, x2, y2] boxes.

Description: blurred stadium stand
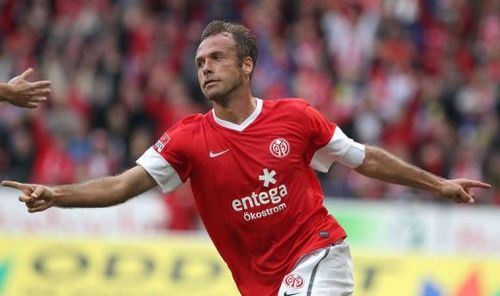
[[0, 0, 498, 209], [0, 1, 499, 294]]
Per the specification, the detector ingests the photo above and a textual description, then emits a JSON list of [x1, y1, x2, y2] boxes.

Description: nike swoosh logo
[[283, 292, 300, 296], [209, 149, 230, 158]]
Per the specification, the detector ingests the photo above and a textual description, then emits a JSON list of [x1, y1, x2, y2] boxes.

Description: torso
[[155, 98, 346, 295]]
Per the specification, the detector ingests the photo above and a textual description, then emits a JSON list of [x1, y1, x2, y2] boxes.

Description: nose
[[202, 60, 213, 75]]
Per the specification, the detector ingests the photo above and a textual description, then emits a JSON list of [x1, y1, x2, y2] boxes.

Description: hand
[[2, 180, 56, 213], [4, 68, 51, 108], [437, 179, 491, 203]]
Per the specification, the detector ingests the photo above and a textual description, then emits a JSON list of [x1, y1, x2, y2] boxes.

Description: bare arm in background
[[0, 68, 51, 108], [355, 146, 491, 203]]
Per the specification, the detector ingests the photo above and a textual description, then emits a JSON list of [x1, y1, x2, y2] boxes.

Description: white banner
[[329, 199, 500, 256], [2, 187, 500, 255], [0, 187, 168, 235]]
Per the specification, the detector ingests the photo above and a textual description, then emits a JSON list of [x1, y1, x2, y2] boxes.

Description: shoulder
[[171, 113, 206, 133], [161, 113, 206, 145], [264, 97, 310, 112], [154, 113, 206, 154], [178, 113, 206, 126]]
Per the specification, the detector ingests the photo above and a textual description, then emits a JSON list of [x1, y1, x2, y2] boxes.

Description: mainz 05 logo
[[284, 273, 304, 288], [269, 138, 290, 158]]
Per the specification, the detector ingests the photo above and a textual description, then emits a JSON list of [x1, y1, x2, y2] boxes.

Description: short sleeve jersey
[[137, 98, 362, 296]]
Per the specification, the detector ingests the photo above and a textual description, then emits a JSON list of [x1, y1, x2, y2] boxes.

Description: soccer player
[[0, 68, 51, 108], [2, 21, 491, 296]]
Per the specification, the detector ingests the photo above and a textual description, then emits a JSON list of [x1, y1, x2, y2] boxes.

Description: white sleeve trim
[[309, 127, 366, 172], [136, 147, 183, 193]]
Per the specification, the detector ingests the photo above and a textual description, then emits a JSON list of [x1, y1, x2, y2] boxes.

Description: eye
[[213, 53, 225, 61]]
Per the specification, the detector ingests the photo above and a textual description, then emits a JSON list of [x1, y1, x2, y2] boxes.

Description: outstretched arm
[[2, 165, 157, 213], [0, 68, 51, 108], [355, 146, 491, 203]]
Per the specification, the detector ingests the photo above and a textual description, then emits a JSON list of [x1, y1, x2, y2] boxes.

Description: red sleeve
[[305, 105, 337, 149], [151, 116, 198, 182]]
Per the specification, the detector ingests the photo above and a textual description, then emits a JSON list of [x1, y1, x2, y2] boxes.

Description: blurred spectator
[[5, 124, 35, 181]]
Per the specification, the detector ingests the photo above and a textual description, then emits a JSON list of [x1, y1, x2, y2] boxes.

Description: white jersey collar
[[212, 98, 263, 132]]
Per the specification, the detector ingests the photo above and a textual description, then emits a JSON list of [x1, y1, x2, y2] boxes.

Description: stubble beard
[[204, 75, 243, 106]]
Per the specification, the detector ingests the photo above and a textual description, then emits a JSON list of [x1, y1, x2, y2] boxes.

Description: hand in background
[[0, 68, 51, 108]]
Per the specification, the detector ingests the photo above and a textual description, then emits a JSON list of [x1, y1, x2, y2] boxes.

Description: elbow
[[354, 146, 379, 177], [354, 159, 373, 177]]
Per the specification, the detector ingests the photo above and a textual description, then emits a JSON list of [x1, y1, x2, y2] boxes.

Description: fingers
[[24, 97, 47, 109], [24, 103, 39, 109], [31, 186, 45, 198], [12, 93, 48, 109], [31, 80, 51, 89], [3, 180, 53, 213], [18, 192, 42, 205], [23, 197, 51, 213], [31, 96, 48, 102], [26, 198, 45, 208], [32, 88, 51, 97], [25, 81, 50, 95], [28, 81, 51, 102], [23, 98, 45, 109], [1, 180, 28, 191], [442, 179, 492, 204], [21, 96, 47, 108], [452, 187, 474, 204], [17, 189, 52, 213], [462, 180, 492, 189], [19, 194, 32, 203], [19, 68, 34, 80], [454, 178, 491, 189], [28, 201, 52, 213]]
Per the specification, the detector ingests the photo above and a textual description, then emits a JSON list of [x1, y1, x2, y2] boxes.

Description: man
[[0, 68, 51, 108], [2, 21, 491, 296]]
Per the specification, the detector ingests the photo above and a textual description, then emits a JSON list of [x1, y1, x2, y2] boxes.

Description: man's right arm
[[2, 166, 157, 213]]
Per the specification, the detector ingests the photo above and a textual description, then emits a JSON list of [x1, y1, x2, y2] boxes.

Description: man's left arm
[[355, 146, 491, 203]]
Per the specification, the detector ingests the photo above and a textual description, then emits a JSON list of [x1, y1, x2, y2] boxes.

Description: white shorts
[[277, 240, 354, 296]]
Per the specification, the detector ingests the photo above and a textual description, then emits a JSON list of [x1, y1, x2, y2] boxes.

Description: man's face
[[195, 33, 246, 102]]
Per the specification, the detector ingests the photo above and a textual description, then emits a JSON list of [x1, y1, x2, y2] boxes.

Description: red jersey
[[137, 98, 364, 295]]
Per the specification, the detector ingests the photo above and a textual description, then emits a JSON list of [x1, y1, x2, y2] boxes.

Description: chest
[[191, 123, 309, 191]]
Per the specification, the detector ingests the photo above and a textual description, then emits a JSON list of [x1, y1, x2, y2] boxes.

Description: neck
[[212, 90, 256, 124]]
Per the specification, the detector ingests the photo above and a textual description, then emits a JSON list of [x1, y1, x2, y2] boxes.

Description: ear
[[242, 56, 254, 77]]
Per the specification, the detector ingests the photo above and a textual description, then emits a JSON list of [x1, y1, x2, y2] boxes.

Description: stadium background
[[0, 0, 499, 295]]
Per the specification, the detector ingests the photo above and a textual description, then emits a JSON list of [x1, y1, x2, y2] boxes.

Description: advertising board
[[1, 236, 499, 296]]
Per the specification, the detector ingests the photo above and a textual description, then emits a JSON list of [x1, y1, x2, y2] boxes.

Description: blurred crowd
[[0, 0, 498, 226]]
